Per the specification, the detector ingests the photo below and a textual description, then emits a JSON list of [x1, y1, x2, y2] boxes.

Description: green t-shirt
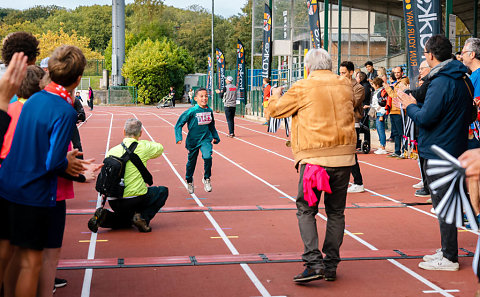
[[106, 137, 163, 197]]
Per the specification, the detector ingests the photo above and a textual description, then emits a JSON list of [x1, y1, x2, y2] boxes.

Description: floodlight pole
[[474, 0, 478, 37], [445, 0, 452, 39], [337, 0, 342, 74], [211, 0, 215, 98], [324, 0, 329, 51], [112, 0, 125, 86]]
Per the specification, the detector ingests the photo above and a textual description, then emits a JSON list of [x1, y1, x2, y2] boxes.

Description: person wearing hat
[[215, 76, 237, 137], [40, 57, 49, 72]]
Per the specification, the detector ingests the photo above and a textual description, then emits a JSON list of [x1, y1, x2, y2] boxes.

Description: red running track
[[55, 105, 478, 297]]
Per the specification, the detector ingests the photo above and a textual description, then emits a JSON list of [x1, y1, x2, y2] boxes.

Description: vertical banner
[[216, 48, 225, 91], [236, 39, 246, 103], [261, 4, 272, 79], [307, 0, 322, 49], [402, 0, 441, 88], [207, 55, 213, 101]]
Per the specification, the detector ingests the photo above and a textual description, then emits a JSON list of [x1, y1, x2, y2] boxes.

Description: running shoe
[[54, 277, 67, 288], [347, 184, 364, 193], [202, 178, 212, 192], [293, 267, 323, 283], [414, 188, 430, 197], [418, 257, 459, 271], [413, 181, 424, 189], [187, 181, 194, 194], [422, 248, 442, 262]]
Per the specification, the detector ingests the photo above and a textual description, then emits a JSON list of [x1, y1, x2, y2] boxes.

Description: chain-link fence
[[108, 86, 137, 105]]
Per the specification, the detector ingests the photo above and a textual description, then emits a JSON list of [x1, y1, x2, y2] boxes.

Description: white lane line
[[133, 112, 273, 297], [150, 112, 456, 296], [77, 113, 93, 128], [358, 160, 421, 180], [81, 112, 114, 297], [423, 290, 460, 294]]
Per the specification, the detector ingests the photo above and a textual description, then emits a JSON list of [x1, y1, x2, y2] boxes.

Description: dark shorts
[[0, 197, 10, 240], [45, 200, 66, 249], [9, 202, 50, 251]]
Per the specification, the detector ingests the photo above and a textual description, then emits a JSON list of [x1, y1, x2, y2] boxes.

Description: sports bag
[[95, 142, 153, 199]]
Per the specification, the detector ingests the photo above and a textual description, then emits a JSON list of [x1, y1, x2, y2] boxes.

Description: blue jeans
[[390, 114, 403, 155], [375, 112, 386, 147]]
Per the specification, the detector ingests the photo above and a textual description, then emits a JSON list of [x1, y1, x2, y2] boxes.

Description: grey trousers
[[296, 164, 351, 271]]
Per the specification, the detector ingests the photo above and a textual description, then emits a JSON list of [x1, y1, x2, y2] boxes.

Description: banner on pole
[[261, 4, 272, 79], [236, 39, 246, 103], [216, 48, 225, 91], [207, 55, 213, 100], [402, 0, 441, 88], [307, 0, 322, 49]]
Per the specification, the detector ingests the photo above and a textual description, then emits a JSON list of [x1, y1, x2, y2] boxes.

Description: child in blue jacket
[[175, 88, 220, 194]]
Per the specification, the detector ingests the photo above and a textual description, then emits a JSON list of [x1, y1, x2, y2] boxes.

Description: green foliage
[[2, 5, 64, 25], [41, 5, 112, 52], [122, 38, 194, 105], [1, 0, 254, 74]]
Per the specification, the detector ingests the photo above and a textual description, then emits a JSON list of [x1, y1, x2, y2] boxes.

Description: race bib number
[[196, 112, 212, 125]]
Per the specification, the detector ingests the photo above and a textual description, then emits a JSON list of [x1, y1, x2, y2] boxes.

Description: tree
[[122, 38, 194, 104], [37, 29, 103, 60], [42, 5, 112, 53]]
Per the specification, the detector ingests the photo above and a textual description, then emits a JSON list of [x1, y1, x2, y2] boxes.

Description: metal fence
[[108, 86, 137, 105], [84, 59, 106, 76], [78, 78, 91, 90]]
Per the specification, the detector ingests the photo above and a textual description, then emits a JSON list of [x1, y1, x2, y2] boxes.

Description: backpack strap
[[463, 76, 474, 99], [121, 142, 153, 186]]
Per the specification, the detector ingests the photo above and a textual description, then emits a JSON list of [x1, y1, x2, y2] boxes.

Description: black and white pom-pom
[[267, 117, 291, 137], [426, 145, 478, 231]]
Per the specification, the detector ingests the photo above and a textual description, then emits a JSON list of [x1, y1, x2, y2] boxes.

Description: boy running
[[175, 88, 220, 194]]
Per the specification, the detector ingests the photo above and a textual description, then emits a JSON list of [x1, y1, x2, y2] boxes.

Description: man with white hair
[[268, 48, 356, 283], [462, 38, 480, 149], [216, 76, 237, 137], [89, 118, 168, 233]]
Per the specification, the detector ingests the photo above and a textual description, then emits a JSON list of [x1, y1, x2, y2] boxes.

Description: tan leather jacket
[[352, 80, 365, 122], [267, 70, 356, 167]]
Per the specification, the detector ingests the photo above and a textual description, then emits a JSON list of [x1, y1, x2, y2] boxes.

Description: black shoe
[[133, 213, 152, 232], [293, 267, 323, 283], [415, 188, 430, 197], [54, 277, 67, 288], [322, 269, 336, 281], [88, 207, 106, 233]]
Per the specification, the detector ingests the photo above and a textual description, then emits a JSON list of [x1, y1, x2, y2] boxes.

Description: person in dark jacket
[[215, 76, 237, 137], [71, 92, 86, 158], [396, 34, 473, 272], [88, 86, 94, 110]]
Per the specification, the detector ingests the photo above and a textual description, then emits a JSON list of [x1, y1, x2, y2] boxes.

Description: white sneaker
[[202, 178, 212, 192], [418, 256, 459, 271], [430, 207, 436, 214], [187, 181, 194, 194], [347, 184, 365, 193], [374, 149, 388, 155], [413, 181, 424, 189], [422, 248, 442, 262]]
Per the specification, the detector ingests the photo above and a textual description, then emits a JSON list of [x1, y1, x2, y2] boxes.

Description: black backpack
[[95, 142, 153, 200]]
